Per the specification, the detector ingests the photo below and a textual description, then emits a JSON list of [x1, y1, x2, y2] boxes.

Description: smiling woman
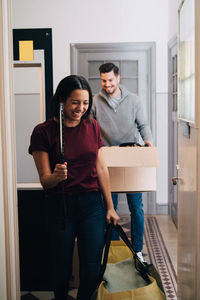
[[28, 74, 119, 300], [63, 89, 89, 127]]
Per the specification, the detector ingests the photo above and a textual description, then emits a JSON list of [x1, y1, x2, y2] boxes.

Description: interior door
[[177, 0, 198, 299], [71, 42, 156, 214], [78, 51, 151, 129]]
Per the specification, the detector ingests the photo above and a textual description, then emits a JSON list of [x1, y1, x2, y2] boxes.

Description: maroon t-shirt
[[28, 118, 104, 195]]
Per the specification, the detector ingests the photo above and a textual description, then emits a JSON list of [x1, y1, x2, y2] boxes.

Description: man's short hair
[[99, 63, 119, 75]]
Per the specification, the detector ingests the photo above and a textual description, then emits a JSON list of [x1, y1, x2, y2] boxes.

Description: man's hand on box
[[144, 141, 152, 147]]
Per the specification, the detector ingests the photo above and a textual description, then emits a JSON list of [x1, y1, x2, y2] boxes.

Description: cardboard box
[[102, 146, 159, 192]]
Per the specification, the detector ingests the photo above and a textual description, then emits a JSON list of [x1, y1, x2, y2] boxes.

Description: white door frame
[[0, 0, 20, 299]]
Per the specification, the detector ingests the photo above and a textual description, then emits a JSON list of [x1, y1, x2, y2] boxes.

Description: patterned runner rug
[[119, 215, 177, 300]]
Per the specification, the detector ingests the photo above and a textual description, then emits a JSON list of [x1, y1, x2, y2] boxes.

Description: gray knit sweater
[[91, 84, 152, 146]]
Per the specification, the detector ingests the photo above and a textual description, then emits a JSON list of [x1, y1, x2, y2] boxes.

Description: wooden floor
[[21, 214, 177, 300]]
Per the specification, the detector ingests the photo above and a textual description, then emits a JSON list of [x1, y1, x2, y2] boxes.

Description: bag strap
[[114, 224, 151, 283], [98, 222, 113, 279], [114, 224, 136, 256], [98, 223, 151, 285], [115, 224, 165, 294]]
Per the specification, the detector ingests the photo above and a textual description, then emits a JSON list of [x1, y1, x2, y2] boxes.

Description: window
[[178, 0, 195, 122]]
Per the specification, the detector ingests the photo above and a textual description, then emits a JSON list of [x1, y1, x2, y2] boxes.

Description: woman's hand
[[106, 208, 120, 226], [96, 148, 120, 226], [33, 151, 68, 189], [53, 162, 67, 182]]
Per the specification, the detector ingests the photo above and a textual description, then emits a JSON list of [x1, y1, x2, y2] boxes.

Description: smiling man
[[100, 68, 120, 97], [91, 62, 153, 263]]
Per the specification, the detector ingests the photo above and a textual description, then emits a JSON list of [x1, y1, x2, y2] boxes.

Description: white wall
[[12, 0, 170, 205], [168, 0, 181, 41]]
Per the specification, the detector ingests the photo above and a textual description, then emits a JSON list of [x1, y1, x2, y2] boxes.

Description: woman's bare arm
[[96, 147, 120, 225], [32, 151, 67, 189]]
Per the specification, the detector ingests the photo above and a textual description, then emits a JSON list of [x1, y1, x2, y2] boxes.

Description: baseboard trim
[[156, 204, 168, 214]]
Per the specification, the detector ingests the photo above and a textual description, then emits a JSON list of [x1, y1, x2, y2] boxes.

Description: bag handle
[[113, 224, 151, 283], [115, 224, 165, 295], [98, 223, 151, 284], [98, 222, 113, 279]]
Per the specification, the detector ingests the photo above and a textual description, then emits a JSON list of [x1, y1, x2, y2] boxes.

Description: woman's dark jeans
[[45, 191, 105, 300]]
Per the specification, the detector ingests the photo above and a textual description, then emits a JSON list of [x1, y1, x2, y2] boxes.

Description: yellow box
[[102, 146, 159, 192]]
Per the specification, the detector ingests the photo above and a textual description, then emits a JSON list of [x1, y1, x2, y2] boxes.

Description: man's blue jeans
[[112, 193, 144, 252], [45, 191, 105, 300]]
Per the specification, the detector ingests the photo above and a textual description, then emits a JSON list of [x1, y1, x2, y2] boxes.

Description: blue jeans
[[45, 191, 105, 300], [112, 193, 144, 252]]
